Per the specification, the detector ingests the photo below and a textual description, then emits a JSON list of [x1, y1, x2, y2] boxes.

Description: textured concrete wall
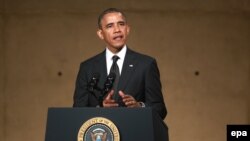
[[0, 0, 250, 141], [0, 17, 4, 141], [0, 0, 5, 139]]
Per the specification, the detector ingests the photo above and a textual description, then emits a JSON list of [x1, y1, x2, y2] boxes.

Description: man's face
[[97, 12, 130, 53]]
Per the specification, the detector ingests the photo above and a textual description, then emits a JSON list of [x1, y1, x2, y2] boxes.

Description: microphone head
[[103, 72, 116, 93], [92, 73, 100, 80], [107, 72, 116, 82], [88, 73, 100, 92]]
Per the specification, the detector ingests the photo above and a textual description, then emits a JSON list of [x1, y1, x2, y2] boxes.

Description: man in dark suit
[[73, 8, 167, 119]]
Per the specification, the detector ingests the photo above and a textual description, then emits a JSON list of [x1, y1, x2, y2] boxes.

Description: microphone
[[103, 72, 116, 95], [98, 72, 116, 107], [87, 73, 100, 92], [87, 72, 116, 107]]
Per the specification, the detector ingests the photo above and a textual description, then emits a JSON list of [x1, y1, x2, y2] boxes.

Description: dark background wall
[[0, 0, 249, 141]]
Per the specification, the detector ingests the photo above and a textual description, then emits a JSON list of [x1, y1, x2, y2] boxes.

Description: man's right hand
[[102, 90, 119, 107]]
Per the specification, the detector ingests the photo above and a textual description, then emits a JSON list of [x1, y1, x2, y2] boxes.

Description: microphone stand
[[99, 73, 116, 107], [87, 73, 116, 107]]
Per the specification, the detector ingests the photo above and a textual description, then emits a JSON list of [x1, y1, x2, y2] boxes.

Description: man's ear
[[127, 25, 130, 35], [97, 29, 104, 40]]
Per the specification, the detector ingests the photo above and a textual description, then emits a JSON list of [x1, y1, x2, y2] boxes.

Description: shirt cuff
[[139, 102, 146, 108]]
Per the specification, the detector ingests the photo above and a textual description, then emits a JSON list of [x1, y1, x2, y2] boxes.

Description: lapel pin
[[129, 64, 133, 67]]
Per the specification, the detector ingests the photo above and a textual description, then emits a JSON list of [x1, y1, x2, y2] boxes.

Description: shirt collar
[[106, 45, 127, 61]]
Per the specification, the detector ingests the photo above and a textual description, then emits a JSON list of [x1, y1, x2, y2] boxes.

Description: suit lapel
[[118, 48, 137, 91], [93, 50, 107, 88]]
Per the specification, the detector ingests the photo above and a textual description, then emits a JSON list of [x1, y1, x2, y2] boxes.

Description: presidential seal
[[78, 117, 120, 141]]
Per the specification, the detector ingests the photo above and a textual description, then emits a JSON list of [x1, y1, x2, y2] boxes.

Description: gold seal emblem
[[78, 117, 120, 141]]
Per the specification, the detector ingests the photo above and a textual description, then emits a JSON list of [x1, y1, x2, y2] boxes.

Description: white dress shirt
[[106, 45, 127, 75]]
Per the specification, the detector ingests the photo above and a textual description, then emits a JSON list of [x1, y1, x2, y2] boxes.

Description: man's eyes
[[105, 22, 126, 28], [106, 24, 113, 28], [119, 22, 125, 26]]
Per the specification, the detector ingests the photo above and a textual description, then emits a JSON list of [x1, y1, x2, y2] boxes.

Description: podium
[[45, 107, 168, 141]]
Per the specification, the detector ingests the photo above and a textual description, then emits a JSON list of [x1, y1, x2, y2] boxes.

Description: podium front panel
[[45, 107, 167, 141]]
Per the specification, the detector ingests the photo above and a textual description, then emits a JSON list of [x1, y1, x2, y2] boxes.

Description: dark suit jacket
[[73, 48, 167, 119]]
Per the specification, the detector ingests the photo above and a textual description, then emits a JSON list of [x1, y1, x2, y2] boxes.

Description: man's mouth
[[113, 35, 123, 40]]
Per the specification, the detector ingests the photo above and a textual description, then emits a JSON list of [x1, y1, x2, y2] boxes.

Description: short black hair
[[98, 8, 127, 29]]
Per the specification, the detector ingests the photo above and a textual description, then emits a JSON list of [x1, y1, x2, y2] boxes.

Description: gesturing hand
[[119, 91, 141, 108], [102, 90, 119, 107]]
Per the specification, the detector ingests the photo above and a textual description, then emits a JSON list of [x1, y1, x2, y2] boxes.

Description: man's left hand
[[119, 91, 141, 107]]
